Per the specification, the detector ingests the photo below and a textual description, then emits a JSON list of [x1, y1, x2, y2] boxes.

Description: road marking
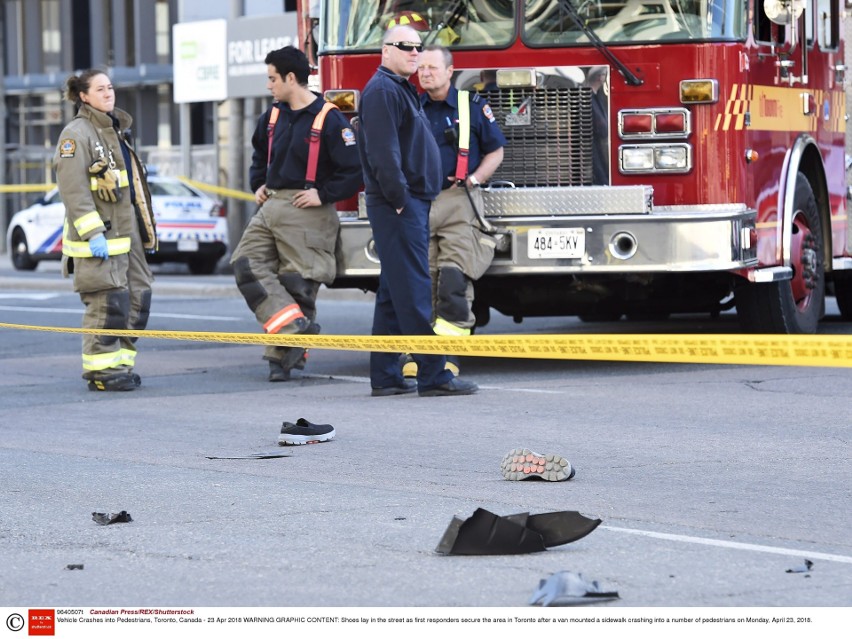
[[0, 305, 242, 321], [602, 525, 852, 564], [0, 293, 60, 300]]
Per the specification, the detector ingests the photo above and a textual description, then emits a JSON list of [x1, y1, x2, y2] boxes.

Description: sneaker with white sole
[[277, 418, 335, 445], [501, 448, 575, 482]]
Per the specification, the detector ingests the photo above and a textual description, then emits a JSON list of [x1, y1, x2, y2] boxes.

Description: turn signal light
[[324, 89, 359, 113], [622, 113, 653, 134], [619, 109, 690, 139], [680, 79, 718, 104]]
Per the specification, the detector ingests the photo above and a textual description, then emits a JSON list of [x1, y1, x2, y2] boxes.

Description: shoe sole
[[500, 448, 575, 482], [371, 386, 417, 397], [418, 385, 478, 397], [278, 430, 335, 446]]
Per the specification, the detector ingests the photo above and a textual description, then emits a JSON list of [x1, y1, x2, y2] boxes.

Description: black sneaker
[[87, 372, 139, 392], [277, 418, 335, 445]]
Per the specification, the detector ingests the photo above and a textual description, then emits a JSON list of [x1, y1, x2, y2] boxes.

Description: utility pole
[[0, 4, 8, 254], [227, 0, 246, 254]]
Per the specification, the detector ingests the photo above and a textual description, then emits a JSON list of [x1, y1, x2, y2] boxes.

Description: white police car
[[6, 175, 228, 275]]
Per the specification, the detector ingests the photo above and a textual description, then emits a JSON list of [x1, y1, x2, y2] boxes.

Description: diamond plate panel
[[481, 186, 653, 217]]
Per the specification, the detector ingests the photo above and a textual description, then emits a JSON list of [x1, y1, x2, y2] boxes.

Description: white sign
[[172, 19, 228, 103]]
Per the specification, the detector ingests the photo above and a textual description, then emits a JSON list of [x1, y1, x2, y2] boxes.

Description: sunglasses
[[385, 41, 423, 53]]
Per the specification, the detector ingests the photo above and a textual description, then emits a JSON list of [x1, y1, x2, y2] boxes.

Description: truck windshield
[[318, 0, 746, 52], [525, 0, 747, 44], [319, 0, 516, 52]]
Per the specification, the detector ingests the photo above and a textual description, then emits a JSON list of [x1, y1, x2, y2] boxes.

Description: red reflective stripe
[[267, 106, 280, 166], [263, 304, 305, 334], [305, 101, 339, 187]]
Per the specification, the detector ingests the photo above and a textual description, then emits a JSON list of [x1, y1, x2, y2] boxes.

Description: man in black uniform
[[357, 25, 478, 397], [231, 46, 361, 383]]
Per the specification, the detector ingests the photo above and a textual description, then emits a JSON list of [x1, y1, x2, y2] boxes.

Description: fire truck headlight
[[620, 147, 655, 171], [619, 144, 691, 173], [654, 146, 689, 170], [324, 89, 360, 113]]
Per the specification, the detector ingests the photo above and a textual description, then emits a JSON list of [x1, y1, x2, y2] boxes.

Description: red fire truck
[[299, 0, 850, 333]]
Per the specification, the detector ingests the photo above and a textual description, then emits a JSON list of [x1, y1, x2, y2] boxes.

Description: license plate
[[177, 238, 199, 252], [527, 228, 585, 259]]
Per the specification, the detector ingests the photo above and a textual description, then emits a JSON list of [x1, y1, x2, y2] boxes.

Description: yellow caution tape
[[178, 177, 255, 202], [0, 183, 55, 193], [1, 322, 851, 367]]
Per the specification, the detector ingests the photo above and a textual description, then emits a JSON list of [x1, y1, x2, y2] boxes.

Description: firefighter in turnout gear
[[231, 46, 361, 382], [403, 45, 506, 377], [54, 69, 157, 392]]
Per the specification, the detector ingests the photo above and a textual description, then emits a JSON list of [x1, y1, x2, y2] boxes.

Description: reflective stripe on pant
[[429, 187, 495, 332], [366, 195, 453, 389], [230, 192, 335, 364], [76, 219, 153, 378]]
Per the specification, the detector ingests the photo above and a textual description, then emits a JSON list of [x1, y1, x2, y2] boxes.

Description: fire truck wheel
[[735, 173, 824, 334]]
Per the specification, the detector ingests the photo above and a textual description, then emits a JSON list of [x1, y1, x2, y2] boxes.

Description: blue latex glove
[[89, 233, 109, 260]]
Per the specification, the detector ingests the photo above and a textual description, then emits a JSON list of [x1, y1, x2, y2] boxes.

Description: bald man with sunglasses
[[357, 25, 478, 397]]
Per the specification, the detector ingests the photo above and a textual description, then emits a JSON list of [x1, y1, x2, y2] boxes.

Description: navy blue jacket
[[421, 86, 507, 189], [357, 66, 442, 209], [249, 93, 362, 204]]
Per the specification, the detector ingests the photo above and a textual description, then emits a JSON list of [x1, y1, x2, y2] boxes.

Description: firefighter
[[231, 46, 361, 382], [54, 69, 157, 392], [405, 45, 506, 377]]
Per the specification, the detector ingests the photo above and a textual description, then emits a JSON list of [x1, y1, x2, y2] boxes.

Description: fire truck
[[299, 0, 850, 334]]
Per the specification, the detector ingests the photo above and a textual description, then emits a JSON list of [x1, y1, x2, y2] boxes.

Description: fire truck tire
[[833, 272, 852, 320], [735, 173, 824, 334]]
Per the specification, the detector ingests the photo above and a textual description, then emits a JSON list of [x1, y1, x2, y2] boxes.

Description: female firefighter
[[54, 69, 157, 391]]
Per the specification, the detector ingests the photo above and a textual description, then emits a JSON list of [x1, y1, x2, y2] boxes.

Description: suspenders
[[454, 90, 471, 181], [265, 100, 340, 188]]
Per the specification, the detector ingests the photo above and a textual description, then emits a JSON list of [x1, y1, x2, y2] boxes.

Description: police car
[[6, 175, 228, 274]]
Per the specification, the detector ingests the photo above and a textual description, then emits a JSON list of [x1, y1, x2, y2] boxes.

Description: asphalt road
[[1, 259, 851, 610]]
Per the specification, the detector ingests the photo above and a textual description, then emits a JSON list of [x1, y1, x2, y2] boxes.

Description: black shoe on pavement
[[87, 372, 139, 392], [418, 377, 478, 397], [371, 379, 417, 397], [277, 418, 335, 445]]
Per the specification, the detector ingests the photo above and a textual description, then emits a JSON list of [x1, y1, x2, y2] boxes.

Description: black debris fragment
[[205, 451, 291, 460], [92, 511, 133, 525], [436, 508, 601, 555], [785, 559, 814, 573], [65, 564, 84, 570], [529, 571, 620, 606]]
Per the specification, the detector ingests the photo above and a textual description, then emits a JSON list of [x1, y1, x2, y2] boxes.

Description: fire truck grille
[[482, 87, 593, 187]]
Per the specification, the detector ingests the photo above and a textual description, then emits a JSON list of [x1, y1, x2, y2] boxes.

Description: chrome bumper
[[337, 188, 757, 277]]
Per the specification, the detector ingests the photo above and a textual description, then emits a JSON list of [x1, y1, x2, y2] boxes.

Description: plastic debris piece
[[205, 451, 291, 460], [504, 511, 602, 547], [785, 559, 814, 573], [92, 511, 133, 525], [436, 508, 547, 555], [65, 564, 84, 570], [529, 571, 620, 606], [437, 508, 602, 555]]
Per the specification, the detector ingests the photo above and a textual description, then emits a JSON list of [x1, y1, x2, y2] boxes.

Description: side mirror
[[764, 0, 804, 25]]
